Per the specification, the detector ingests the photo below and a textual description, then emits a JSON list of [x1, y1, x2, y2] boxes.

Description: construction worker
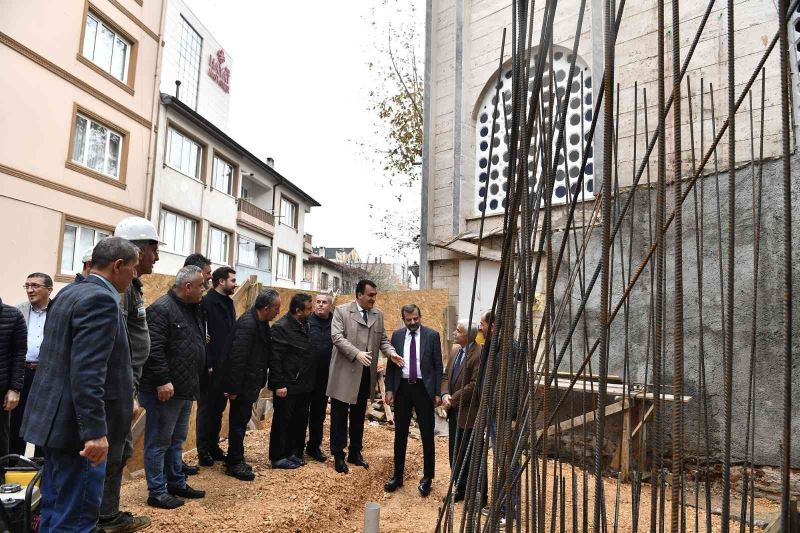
[[96, 216, 161, 532]]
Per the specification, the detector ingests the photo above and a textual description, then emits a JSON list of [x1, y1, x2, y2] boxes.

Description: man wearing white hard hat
[[97, 216, 161, 533], [74, 248, 94, 283]]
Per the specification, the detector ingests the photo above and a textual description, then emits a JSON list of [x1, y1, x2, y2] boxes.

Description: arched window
[[474, 46, 595, 215]]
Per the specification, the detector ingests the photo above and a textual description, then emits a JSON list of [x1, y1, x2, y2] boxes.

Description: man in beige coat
[[326, 280, 402, 474]]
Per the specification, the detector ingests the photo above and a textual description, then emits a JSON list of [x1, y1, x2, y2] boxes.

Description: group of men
[[0, 211, 491, 533]]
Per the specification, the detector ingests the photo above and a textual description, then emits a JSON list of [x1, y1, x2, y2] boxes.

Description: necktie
[[409, 330, 418, 381], [362, 309, 368, 324], [451, 347, 465, 386]]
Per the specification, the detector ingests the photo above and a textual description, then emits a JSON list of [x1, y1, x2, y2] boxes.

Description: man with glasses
[[12, 273, 53, 455]]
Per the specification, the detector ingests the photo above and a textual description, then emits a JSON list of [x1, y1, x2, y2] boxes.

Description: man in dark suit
[[268, 293, 315, 469], [197, 266, 237, 467], [21, 237, 139, 533], [221, 289, 281, 481], [384, 304, 443, 497]]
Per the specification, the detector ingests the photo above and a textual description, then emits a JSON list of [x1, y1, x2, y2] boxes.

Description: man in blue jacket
[[21, 237, 139, 533]]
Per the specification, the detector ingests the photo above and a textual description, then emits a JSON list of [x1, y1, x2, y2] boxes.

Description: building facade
[[148, 0, 318, 288], [0, 0, 166, 299], [303, 255, 365, 294]]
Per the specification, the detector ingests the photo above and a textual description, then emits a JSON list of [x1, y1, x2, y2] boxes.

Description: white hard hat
[[81, 248, 94, 264], [114, 216, 162, 243]]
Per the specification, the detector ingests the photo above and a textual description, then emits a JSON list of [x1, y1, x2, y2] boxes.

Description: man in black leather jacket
[[268, 293, 315, 469], [220, 289, 281, 481]]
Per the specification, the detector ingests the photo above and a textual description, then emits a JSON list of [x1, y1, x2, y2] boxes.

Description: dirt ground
[[119, 420, 782, 532]]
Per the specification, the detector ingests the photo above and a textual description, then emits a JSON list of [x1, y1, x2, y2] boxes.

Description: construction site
[[2, 0, 796, 530], [112, 0, 800, 529]]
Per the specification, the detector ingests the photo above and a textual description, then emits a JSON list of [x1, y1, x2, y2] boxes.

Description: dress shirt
[[25, 305, 48, 363], [401, 327, 423, 379]]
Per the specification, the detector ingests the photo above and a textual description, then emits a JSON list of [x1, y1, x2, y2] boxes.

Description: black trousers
[[448, 413, 487, 501], [269, 392, 311, 461], [329, 365, 370, 459], [196, 373, 228, 455], [305, 366, 329, 452], [10, 366, 40, 456], [0, 409, 9, 458], [100, 399, 133, 519], [226, 394, 255, 466], [393, 379, 435, 478]]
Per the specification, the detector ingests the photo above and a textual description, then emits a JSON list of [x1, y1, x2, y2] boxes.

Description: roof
[[160, 94, 320, 207], [306, 255, 368, 275]]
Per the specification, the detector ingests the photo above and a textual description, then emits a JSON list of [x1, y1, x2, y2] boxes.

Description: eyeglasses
[[23, 284, 47, 290]]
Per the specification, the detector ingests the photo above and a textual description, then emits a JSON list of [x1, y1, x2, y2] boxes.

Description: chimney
[[266, 157, 274, 168], [175, 80, 182, 101]]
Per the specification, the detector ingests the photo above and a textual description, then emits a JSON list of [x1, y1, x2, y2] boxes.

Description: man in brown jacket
[[441, 319, 483, 502], [326, 280, 402, 474]]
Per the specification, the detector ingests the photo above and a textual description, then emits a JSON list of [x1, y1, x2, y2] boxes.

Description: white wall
[[457, 259, 500, 322]]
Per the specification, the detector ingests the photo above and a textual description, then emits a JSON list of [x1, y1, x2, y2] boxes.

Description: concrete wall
[[550, 154, 800, 467]]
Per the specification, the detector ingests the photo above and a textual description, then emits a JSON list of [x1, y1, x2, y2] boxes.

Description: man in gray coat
[[326, 280, 402, 474]]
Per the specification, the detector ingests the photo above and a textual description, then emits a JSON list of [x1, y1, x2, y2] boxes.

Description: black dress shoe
[[168, 484, 205, 499], [334, 456, 349, 474], [384, 475, 404, 492], [182, 461, 199, 475], [197, 452, 214, 467], [418, 477, 433, 497], [306, 447, 327, 463], [147, 493, 184, 509], [271, 458, 299, 470], [225, 462, 255, 481], [288, 454, 306, 467], [346, 453, 369, 469]]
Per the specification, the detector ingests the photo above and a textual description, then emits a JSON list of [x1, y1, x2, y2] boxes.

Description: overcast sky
[[184, 0, 421, 264]]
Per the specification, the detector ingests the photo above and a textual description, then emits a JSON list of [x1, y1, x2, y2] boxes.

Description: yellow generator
[[0, 456, 42, 533]]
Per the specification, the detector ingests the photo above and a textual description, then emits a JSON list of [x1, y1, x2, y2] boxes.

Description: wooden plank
[[537, 399, 627, 438], [631, 404, 655, 438]]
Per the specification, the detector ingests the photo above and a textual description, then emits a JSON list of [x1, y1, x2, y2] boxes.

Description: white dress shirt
[[402, 327, 423, 379], [25, 305, 48, 363]]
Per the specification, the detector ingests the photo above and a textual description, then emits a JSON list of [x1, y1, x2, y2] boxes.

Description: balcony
[[304, 233, 313, 254], [237, 198, 275, 236]]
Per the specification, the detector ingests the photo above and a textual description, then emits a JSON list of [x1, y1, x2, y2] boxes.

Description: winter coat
[[268, 313, 315, 395], [308, 312, 333, 383], [0, 298, 26, 393], [140, 290, 205, 400], [121, 278, 150, 392], [441, 342, 481, 429], [326, 301, 397, 405], [221, 307, 271, 401]]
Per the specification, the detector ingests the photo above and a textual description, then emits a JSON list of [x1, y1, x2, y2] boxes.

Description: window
[[237, 236, 271, 271], [208, 227, 230, 264], [333, 276, 341, 292], [177, 16, 202, 109], [320, 272, 329, 290], [61, 221, 110, 274], [474, 46, 594, 214], [277, 250, 295, 280], [280, 196, 298, 229], [82, 13, 131, 82], [71, 113, 124, 179], [212, 155, 234, 195], [166, 128, 202, 179], [159, 210, 196, 255]]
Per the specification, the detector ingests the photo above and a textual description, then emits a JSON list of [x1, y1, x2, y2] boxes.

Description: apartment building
[[0, 0, 166, 299], [149, 0, 318, 287]]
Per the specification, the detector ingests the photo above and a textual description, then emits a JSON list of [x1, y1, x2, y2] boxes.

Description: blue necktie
[[362, 309, 368, 324]]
